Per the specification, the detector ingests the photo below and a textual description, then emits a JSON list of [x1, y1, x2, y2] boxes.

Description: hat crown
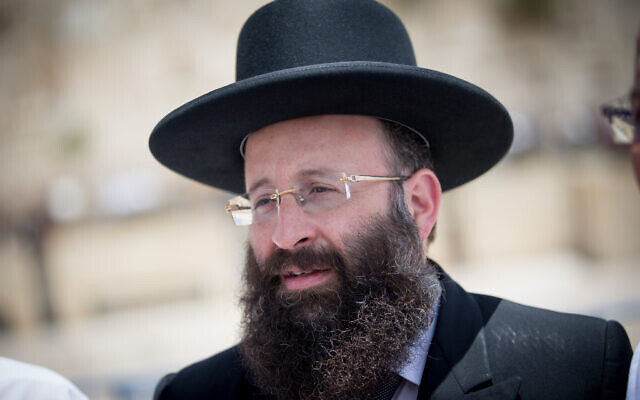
[[236, 0, 417, 81]]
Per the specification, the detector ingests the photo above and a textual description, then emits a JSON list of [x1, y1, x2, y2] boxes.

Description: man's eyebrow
[[247, 168, 336, 193], [298, 168, 333, 178], [247, 177, 272, 194]]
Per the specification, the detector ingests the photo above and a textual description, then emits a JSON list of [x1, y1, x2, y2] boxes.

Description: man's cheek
[[248, 234, 270, 265]]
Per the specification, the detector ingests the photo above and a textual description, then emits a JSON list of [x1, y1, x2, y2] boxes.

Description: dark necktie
[[371, 375, 402, 400]]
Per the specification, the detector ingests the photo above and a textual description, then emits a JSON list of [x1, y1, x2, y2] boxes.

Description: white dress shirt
[[0, 357, 88, 400], [392, 298, 440, 400]]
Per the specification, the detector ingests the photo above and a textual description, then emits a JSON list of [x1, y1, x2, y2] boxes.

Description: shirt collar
[[395, 296, 440, 385]]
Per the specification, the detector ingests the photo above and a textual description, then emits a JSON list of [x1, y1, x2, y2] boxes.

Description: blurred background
[[1, 0, 639, 398]]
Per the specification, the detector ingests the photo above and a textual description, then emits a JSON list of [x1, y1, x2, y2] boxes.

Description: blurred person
[[149, 0, 633, 399], [0, 357, 88, 400]]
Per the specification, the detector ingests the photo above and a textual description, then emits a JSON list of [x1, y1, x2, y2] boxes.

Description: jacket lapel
[[417, 270, 520, 400]]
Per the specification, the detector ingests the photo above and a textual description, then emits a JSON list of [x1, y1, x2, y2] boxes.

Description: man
[[149, 0, 633, 399]]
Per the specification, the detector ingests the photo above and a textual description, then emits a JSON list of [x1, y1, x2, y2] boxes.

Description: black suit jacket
[[155, 274, 633, 399]]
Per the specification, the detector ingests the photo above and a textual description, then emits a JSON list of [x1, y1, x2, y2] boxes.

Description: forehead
[[244, 115, 389, 188]]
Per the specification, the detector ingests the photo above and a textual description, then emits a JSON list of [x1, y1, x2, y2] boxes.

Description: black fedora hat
[[149, 0, 513, 194]]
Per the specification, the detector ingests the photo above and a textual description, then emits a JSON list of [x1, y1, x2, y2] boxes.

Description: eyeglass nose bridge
[[269, 188, 305, 215]]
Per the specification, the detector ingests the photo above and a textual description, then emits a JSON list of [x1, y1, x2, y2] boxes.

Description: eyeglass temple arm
[[225, 204, 250, 213], [338, 175, 409, 183], [338, 174, 409, 200]]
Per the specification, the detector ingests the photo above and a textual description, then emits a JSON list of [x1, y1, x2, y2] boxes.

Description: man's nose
[[271, 194, 316, 250]]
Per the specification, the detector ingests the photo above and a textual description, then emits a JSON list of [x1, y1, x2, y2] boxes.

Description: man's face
[[244, 115, 397, 292], [241, 115, 441, 399]]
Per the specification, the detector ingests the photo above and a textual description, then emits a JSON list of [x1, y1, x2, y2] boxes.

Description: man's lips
[[281, 265, 333, 290]]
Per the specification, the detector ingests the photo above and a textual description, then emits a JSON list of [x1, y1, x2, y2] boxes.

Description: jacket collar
[[417, 268, 521, 399]]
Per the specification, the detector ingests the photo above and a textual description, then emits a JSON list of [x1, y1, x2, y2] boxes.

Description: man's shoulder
[[472, 292, 628, 345], [430, 275, 632, 398], [154, 346, 263, 400], [471, 293, 632, 396]]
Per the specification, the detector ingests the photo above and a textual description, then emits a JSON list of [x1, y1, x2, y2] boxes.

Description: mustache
[[259, 246, 347, 276]]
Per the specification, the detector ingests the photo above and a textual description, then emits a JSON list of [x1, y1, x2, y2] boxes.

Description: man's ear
[[403, 169, 441, 241]]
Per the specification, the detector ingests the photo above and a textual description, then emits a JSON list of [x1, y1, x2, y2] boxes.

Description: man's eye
[[309, 185, 333, 194], [254, 197, 273, 209]]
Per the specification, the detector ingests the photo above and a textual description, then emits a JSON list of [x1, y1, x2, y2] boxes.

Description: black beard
[[239, 199, 441, 400]]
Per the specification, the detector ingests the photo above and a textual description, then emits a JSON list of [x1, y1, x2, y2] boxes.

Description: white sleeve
[[0, 358, 88, 400]]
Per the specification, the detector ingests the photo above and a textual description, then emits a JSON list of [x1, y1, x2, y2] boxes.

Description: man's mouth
[[281, 266, 333, 290]]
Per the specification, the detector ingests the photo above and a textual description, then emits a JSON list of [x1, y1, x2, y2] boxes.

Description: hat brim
[[149, 61, 513, 194]]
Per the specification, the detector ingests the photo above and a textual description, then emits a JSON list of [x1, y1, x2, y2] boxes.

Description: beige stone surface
[[0, 237, 43, 328], [44, 202, 246, 320]]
